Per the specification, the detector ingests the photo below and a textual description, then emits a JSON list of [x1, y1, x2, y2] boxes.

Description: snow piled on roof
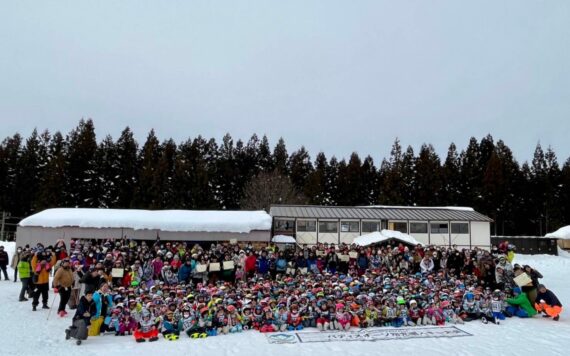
[[358, 205, 474, 211], [18, 208, 272, 233], [546, 225, 570, 240]]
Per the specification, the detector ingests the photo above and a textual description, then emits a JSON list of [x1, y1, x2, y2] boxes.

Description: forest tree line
[[0, 119, 569, 237]]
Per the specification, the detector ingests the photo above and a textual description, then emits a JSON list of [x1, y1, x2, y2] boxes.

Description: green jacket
[[506, 293, 537, 317], [17, 261, 31, 279]]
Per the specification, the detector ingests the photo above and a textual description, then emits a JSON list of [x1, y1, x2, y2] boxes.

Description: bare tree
[[240, 170, 307, 212]]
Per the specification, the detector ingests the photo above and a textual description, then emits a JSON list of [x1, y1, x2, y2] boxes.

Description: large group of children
[[11, 237, 563, 344]]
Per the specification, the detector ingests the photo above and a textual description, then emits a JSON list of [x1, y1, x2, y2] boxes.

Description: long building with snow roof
[[16, 205, 492, 249], [269, 205, 493, 249], [16, 208, 272, 247]]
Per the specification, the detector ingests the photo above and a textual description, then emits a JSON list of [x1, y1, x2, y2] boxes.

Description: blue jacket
[[93, 291, 114, 318], [178, 263, 193, 282], [257, 257, 269, 274]]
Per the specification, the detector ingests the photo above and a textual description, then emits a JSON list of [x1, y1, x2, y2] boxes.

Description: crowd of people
[[8, 237, 564, 344]]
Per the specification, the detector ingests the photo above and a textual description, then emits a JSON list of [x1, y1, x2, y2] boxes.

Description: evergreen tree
[[133, 129, 161, 209], [361, 155, 378, 205], [258, 135, 274, 172], [36, 132, 66, 210], [153, 139, 177, 208], [377, 139, 403, 204], [18, 129, 49, 215], [378, 139, 414, 205], [64, 119, 98, 207], [459, 137, 482, 209], [485, 140, 521, 235], [214, 133, 240, 209], [94, 135, 119, 208], [414, 144, 443, 206], [273, 138, 288, 175], [336, 152, 366, 205], [304, 152, 330, 205], [0, 134, 23, 215], [288, 146, 313, 193], [115, 127, 139, 208], [327, 156, 340, 205], [442, 143, 462, 205], [560, 157, 570, 230]]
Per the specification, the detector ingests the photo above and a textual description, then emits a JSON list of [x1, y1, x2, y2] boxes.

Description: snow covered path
[[1, 241, 569, 356]]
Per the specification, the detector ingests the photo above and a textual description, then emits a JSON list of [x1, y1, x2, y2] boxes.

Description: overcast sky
[[1, 1, 569, 164]]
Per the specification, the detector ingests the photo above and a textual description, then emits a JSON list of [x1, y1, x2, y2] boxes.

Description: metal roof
[[269, 205, 493, 222]]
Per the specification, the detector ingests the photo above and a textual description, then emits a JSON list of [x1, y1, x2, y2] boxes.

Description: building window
[[410, 222, 428, 234], [451, 223, 469, 234], [389, 222, 408, 234], [274, 219, 295, 232], [341, 221, 360, 233], [362, 221, 381, 233], [297, 220, 316, 232], [431, 223, 449, 234], [319, 221, 338, 233]]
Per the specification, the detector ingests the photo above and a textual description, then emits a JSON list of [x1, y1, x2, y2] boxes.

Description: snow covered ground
[[1, 240, 569, 356]]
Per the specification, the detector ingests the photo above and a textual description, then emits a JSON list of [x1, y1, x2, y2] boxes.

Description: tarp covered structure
[[353, 230, 423, 247]]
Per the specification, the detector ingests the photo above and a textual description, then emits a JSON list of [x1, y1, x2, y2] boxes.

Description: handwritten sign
[[111, 268, 124, 278], [209, 263, 221, 272]]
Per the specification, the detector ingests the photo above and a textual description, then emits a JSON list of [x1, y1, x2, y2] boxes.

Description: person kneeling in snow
[[535, 284, 563, 321], [505, 287, 537, 318]]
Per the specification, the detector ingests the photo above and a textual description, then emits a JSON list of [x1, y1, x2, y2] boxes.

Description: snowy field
[[1, 241, 570, 356]]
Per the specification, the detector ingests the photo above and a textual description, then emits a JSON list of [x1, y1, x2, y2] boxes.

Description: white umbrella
[[272, 235, 297, 244]]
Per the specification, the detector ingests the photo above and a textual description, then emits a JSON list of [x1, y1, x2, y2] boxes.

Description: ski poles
[[46, 292, 59, 320]]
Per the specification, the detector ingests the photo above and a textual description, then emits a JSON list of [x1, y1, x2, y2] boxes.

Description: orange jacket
[[31, 253, 56, 285]]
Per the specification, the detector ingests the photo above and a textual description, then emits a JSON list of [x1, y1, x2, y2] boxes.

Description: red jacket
[[245, 255, 257, 272]]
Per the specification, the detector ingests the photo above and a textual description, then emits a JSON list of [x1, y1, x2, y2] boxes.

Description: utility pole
[[0, 211, 6, 241]]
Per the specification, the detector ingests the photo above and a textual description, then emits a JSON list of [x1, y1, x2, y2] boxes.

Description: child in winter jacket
[[226, 305, 243, 333], [274, 305, 289, 331], [334, 303, 351, 331], [134, 310, 159, 342], [442, 301, 463, 324], [260, 308, 277, 333], [119, 311, 137, 335], [316, 304, 332, 331], [287, 304, 304, 330], [408, 300, 424, 326]]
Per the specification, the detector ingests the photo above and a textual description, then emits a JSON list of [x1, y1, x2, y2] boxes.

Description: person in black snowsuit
[[0, 245, 9, 280]]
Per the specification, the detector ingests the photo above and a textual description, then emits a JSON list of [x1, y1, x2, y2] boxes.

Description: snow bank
[[546, 225, 570, 240], [0, 240, 15, 259], [1, 251, 570, 356], [19, 208, 272, 234]]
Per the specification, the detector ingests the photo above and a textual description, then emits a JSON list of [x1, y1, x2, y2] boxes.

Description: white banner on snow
[[290, 326, 472, 343]]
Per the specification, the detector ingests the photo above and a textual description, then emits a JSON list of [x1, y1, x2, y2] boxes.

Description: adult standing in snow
[[11, 246, 23, 282], [244, 251, 257, 279], [53, 259, 74, 317], [0, 245, 9, 280], [31, 249, 56, 311], [535, 284, 563, 321], [17, 251, 32, 301]]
